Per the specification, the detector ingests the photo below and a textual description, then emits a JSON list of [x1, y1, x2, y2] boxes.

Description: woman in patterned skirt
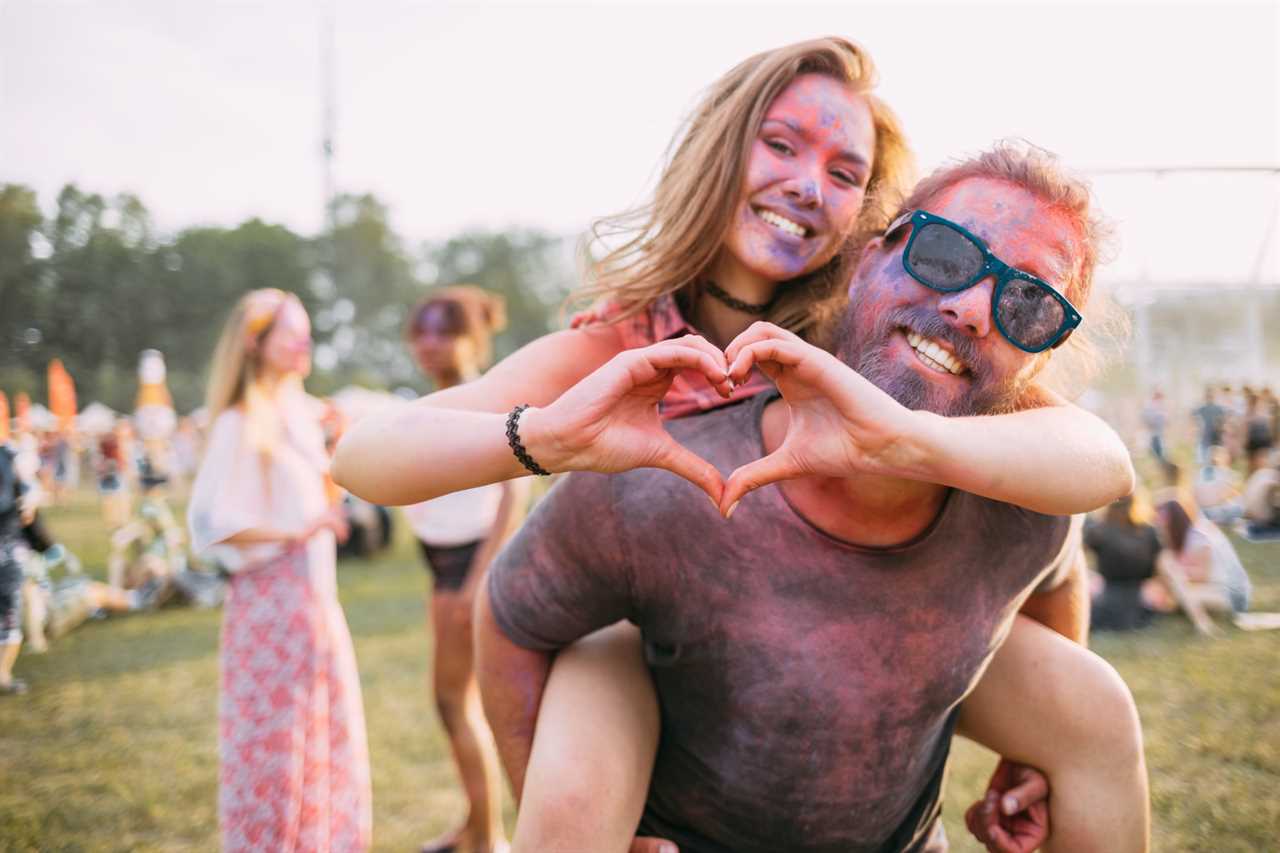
[[188, 289, 371, 852]]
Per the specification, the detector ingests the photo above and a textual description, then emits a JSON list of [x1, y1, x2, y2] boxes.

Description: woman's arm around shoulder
[[910, 388, 1136, 515], [333, 324, 627, 506]]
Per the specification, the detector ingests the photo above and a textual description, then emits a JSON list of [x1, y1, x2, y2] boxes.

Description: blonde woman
[[335, 39, 1140, 850], [188, 289, 371, 852], [403, 287, 526, 853]]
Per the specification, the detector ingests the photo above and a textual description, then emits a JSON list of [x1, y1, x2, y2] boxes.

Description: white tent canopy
[[76, 401, 118, 435]]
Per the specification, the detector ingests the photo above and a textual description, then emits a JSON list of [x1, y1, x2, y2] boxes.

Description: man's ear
[[848, 236, 885, 298]]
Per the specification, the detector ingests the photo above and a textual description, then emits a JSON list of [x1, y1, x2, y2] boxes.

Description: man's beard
[[833, 300, 1029, 417]]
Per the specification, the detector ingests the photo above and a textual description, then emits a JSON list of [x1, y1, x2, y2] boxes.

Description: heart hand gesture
[[521, 336, 733, 504], [718, 322, 921, 516]]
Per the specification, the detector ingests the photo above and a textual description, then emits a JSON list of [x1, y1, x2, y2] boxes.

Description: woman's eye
[[830, 169, 862, 187], [765, 139, 792, 156]]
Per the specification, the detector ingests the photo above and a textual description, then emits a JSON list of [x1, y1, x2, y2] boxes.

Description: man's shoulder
[[952, 491, 1078, 560]]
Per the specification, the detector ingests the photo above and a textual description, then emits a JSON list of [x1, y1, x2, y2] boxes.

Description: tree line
[[0, 183, 576, 414]]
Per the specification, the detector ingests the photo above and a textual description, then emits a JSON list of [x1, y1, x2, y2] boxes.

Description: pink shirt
[[574, 294, 775, 420]]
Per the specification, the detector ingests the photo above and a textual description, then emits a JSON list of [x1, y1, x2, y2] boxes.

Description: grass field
[[0, 488, 1276, 852]]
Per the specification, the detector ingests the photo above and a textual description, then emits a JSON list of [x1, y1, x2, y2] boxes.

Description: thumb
[[1001, 771, 1049, 815], [719, 451, 798, 517], [630, 837, 679, 853], [653, 439, 725, 506]]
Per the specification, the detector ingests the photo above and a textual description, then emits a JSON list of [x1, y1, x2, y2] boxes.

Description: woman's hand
[[520, 336, 733, 504], [717, 322, 921, 516], [295, 506, 349, 547]]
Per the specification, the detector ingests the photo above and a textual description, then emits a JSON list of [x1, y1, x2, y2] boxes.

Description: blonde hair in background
[[405, 285, 508, 370], [205, 288, 305, 453], [575, 36, 916, 341]]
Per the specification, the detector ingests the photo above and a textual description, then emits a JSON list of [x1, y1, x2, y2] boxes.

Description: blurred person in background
[[335, 41, 1140, 853], [1085, 494, 1161, 631], [402, 288, 527, 853], [1148, 499, 1251, 637], [0, 400, 36, 695], [1140, 388, 1167, 462], [188, 288, 371, 852], [1242, 449, 1280, 539], [1194, 445, 1244, 525], [96, 419, 134, 529], [1243, 389, 1275, 476], [1192, 386, 1226, 464]]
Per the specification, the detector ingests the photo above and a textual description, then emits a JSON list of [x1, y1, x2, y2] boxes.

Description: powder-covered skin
[[489, 393, 1077, 853]]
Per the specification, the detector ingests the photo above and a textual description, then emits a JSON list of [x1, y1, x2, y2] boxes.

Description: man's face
[[836, 177, 1081, 416]]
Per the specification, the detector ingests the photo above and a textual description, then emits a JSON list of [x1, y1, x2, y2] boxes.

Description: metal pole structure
[[321, 2, 336, 238]]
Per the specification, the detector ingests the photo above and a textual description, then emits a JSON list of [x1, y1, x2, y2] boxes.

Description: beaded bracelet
[[506, 404, 551, 476]]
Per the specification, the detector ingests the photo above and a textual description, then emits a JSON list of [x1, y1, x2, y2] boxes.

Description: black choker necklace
[[703, 281, 774, 315]]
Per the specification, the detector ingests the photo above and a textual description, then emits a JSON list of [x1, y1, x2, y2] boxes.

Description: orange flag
[[0, 391, 10, 444], [47, 359, 78, 434]]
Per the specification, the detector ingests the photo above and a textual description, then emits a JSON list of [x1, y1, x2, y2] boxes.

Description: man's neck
[[761, 399, 950, 547]]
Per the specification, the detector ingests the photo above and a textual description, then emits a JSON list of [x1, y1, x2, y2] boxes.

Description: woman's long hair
[[574, 37, 915, 341], [205, 288, 303, 453], [1157, 499, 1194, 555]]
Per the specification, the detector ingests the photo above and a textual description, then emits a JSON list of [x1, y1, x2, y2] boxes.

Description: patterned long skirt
[[218, 546, 371, 852]]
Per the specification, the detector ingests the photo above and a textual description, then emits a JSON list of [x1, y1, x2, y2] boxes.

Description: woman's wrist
[[509, 406, 573, 474], [865, 407, 942, 481]]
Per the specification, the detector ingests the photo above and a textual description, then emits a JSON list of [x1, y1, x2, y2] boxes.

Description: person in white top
[[404, 287, 526, 853], [187, 289, 371, 852], [1149, 498, 1252, 637]]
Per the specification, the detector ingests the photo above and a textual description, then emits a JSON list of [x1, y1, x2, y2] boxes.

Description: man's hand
[[718, 323, 919, 516], [521, 337, 733, 504], [964, 758, 1050, 853], [630, 837, 678, 853]]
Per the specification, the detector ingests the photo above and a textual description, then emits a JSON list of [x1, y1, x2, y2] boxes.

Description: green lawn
[[1, 488, 1276, 852]]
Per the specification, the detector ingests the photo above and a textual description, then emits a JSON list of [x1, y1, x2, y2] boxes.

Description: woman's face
[[258, 299, 312, 380], [720, 74, 877, 285], [410, 304, 473, 379]]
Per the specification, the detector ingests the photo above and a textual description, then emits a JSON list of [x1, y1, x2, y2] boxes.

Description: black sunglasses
[[885, 210, 1082, 353]]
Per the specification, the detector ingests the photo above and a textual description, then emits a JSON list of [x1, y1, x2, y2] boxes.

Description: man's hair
[[818, 140, 1128, 399]]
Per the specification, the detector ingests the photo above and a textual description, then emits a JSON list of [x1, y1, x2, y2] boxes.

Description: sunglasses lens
[[907, 222, 984, 289], [997, 277, 1067, 350]]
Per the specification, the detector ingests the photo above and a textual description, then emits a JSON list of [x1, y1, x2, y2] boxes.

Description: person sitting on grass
[[1146, 499, 1252, 637], [1193, 445, 1244, 526], [1086, 493, 1162, 632], [1241, 449, 1280, 540]]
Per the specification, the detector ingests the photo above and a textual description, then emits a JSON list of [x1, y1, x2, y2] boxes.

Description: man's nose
[[937, 277, 994, 338], [782, 175, 822, 209]]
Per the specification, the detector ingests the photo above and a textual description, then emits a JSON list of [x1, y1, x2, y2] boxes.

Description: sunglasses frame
[[886, 210, 1083, 353]]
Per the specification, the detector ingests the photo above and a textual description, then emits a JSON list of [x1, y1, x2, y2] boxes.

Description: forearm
[[219, 526, 306, 547], [333, 326, 625, 505], [333, 404, 530, 505], [475, 581, 554, 799], [903, 403, 1135, 515]]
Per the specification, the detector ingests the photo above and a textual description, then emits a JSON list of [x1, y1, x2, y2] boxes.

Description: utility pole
[[321, 2, 336, 239]]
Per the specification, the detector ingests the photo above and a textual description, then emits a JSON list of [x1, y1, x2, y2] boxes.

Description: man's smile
[[895, 328, 969, 377]]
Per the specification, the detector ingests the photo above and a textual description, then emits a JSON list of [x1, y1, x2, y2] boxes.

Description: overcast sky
[[3, 0, 1277, 285]]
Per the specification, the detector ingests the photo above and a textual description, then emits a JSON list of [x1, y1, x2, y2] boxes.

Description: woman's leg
[[1154, 552, 1223, 635], [513, 622, 660, 853], [958, 615, 1149, 853], [0, 551, 24, 688], [425, 586, 507, 853]]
